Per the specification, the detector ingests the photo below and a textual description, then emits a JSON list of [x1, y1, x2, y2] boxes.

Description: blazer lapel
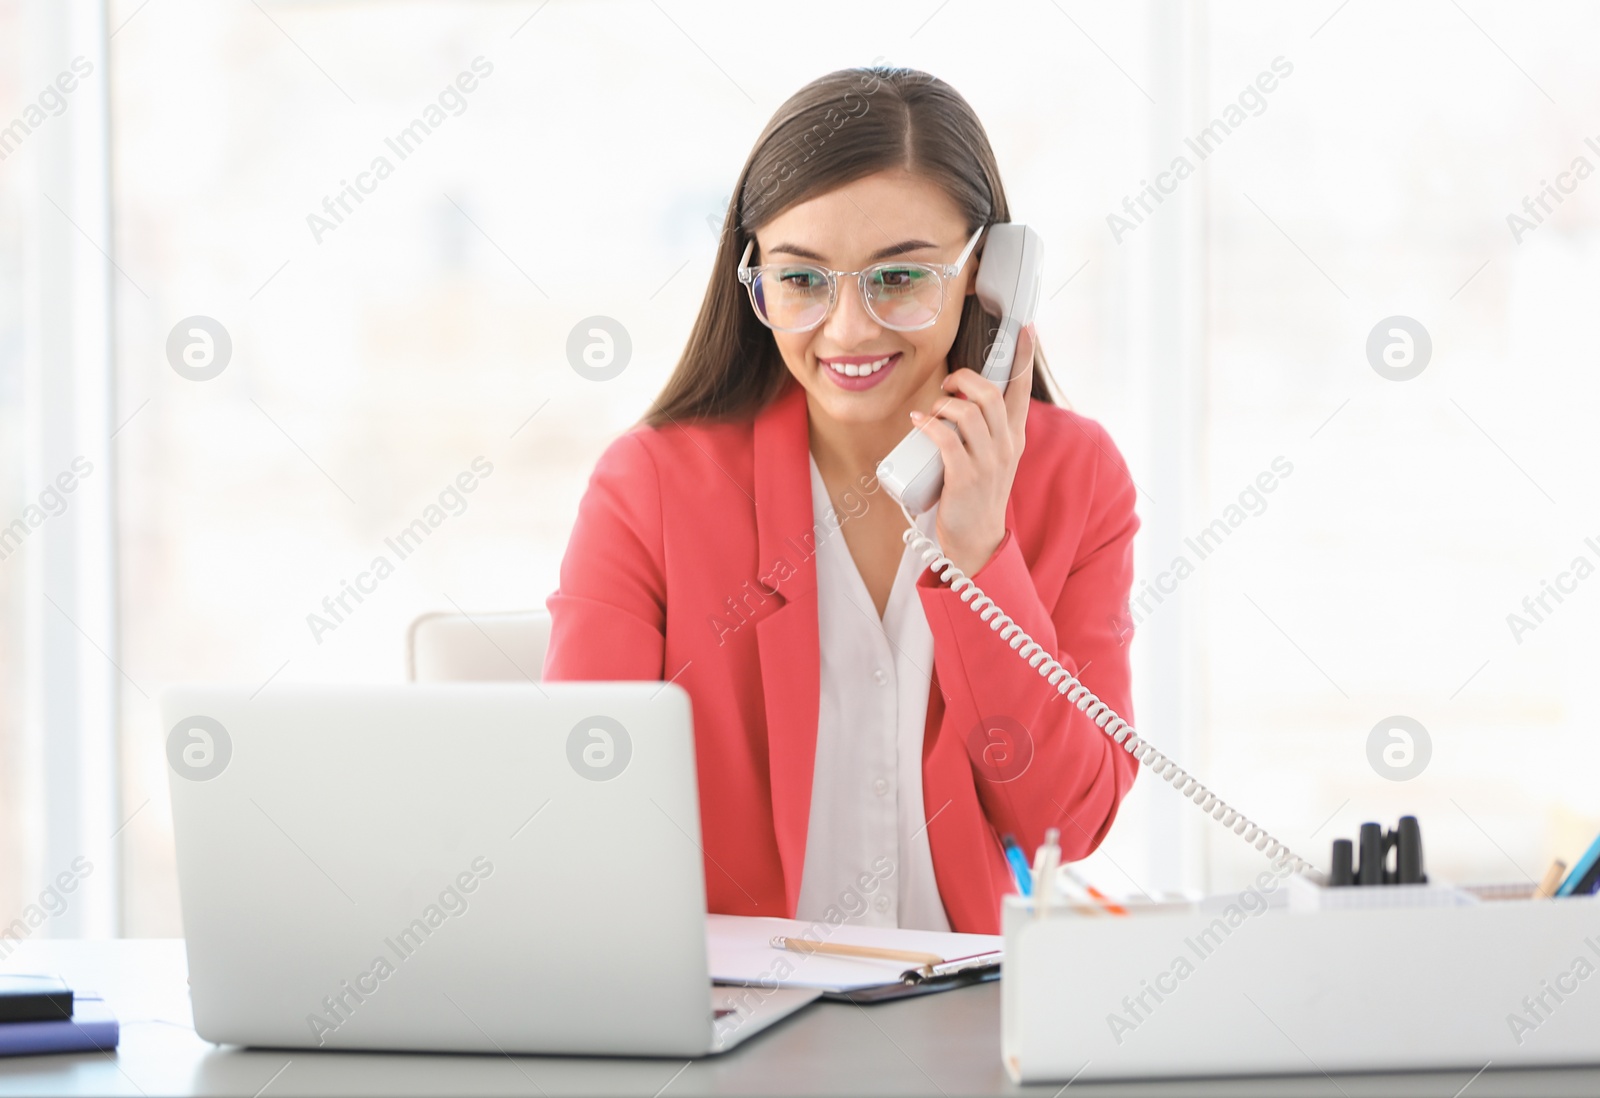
[[751, 382, 819, 916]]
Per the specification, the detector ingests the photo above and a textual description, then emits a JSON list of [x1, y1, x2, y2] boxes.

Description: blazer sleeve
[[543, 432, 668, 681], [915, 418, 1140, 862]]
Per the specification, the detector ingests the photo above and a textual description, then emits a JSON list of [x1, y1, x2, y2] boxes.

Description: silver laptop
[[163, 682, 819, 1056]]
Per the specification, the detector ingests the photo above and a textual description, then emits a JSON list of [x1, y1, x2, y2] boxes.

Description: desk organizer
[[1002, 885, 1600, 1082], [1285, 873, 1477, 911]]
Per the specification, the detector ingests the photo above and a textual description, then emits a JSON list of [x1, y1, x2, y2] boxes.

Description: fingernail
[[909, 410, 923, 421]]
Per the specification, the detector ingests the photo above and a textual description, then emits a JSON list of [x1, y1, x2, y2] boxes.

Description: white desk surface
[[3, 939, 1600, 1096]]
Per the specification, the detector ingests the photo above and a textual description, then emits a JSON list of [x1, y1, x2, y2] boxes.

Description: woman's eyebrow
[[868, 239, 939, 261], [765, 239, 941, 263]]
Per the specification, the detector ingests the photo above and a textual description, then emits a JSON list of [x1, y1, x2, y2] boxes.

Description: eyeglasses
[[737, 226, 984, 333]]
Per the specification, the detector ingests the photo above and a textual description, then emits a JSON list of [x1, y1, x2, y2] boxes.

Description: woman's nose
[[821, 278, 882, 346]]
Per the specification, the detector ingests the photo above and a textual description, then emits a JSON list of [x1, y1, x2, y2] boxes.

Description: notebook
[[707, 915, 1002, 1001], [0, 994, 118, 1057]]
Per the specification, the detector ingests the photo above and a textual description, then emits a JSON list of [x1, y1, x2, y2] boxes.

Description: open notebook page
[[707, 914, 1003, 992]]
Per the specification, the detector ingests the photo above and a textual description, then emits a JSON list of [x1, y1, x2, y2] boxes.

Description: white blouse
[[793, 454, 951, 931]]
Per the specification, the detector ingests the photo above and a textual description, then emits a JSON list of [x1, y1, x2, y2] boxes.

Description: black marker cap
[[1397, 815, 1424, 884], [1358, 822, 1384, 886], [1330, 839, 1354, 887]]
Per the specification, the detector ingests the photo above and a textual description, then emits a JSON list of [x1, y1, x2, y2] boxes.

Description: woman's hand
[[908, 323, 1037, 577]]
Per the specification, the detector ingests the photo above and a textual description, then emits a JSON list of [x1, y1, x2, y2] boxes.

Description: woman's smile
[[816, 351, 902, 391]]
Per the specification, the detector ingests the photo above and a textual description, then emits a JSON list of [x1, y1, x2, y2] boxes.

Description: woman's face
[[751, 169, 976, 438]]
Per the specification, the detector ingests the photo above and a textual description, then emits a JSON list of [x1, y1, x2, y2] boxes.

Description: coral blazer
[[544, 380, 1140, 934]]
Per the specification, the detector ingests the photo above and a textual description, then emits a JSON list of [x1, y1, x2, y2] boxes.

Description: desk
[[3, 940, 1600, 1096]]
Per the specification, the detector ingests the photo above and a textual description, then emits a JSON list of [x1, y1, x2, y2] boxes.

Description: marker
[[1358, 822, 1384, 886], [1001, 834, 1033, 897], [1329, 839, 1354, 887], [1396, 816, 1425, 884], [1061, 867, 1129, 916]]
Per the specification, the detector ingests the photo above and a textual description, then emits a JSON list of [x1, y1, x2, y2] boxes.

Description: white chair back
[[406, 609, 551, 683]]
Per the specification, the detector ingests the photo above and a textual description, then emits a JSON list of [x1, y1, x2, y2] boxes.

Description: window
[[2, 1, 1592, 933]]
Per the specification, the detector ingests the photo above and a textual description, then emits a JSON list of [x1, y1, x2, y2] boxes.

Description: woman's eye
[[874, 267, 922, 291], [777, 270, 824, 291]]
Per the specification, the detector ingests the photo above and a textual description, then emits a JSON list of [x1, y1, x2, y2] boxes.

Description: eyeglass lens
[[750, 264, 944, 331]]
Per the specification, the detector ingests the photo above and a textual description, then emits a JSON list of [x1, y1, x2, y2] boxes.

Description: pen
[[1001, 834, 1033, 897], [904, 950, 1004, 984], [1556, 831, 1600, 897]]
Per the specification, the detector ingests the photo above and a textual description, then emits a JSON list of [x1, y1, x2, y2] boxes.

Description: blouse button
[[873, 778, 889, 796], [872, 668, 889, 686], [874, 894, 891, 913]]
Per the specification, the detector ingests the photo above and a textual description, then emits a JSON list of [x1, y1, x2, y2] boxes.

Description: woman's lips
[[818, 352, 900, 391]]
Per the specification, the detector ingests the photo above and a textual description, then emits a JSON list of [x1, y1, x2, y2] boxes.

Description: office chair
[[405, 609, 551, 683]]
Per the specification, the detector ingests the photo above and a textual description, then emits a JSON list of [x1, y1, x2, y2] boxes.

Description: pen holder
[[1002, 889, 1600, 1082]]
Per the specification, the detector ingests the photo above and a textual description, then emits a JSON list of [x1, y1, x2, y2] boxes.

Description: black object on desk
[[1396, 815, 1425, 884], [0, 976, 73, 1023], [823, 964, 1000, 1004], [1331, 816, 1426, 887], [1358, 822, 1385, 885], [1329, 839, 1354, 886]]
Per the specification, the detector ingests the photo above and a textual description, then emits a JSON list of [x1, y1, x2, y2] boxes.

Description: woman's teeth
[[825, 355, 892, 377]]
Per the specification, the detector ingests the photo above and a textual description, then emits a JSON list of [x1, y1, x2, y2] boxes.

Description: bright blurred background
[[3, 0, 1599, 937]]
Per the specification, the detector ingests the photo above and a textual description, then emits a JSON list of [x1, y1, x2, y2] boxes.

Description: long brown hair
[[643, 65, 1058, 427]]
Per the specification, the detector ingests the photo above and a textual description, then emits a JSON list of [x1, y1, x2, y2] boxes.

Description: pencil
[[1533, 859, 1567, 900], [771, 936, 944, 967]]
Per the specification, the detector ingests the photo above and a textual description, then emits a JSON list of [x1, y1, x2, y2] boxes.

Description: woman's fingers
[[913, 323, 1040, 491], [911, 325, 1038, 576], [910, 402, 970, 473], [940, 368, 1010, 449], [921, 393, 991, 473]]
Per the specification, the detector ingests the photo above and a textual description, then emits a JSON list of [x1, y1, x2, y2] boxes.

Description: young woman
[[545, 66, 1138, 935]]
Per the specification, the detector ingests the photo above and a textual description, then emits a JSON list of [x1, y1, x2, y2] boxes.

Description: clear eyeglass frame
[[736, 225, 985, 333]]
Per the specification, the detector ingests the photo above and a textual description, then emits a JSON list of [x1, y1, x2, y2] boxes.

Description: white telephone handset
[[876, 223, 1045, 515], [876, 223, 1321, 881]]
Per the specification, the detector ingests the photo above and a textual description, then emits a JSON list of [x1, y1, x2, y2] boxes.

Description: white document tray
[[1002, 889, 1600, 1082]]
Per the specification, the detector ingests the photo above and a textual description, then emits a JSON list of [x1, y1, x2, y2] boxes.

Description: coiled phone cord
[[898, 505, 1322, 881]]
